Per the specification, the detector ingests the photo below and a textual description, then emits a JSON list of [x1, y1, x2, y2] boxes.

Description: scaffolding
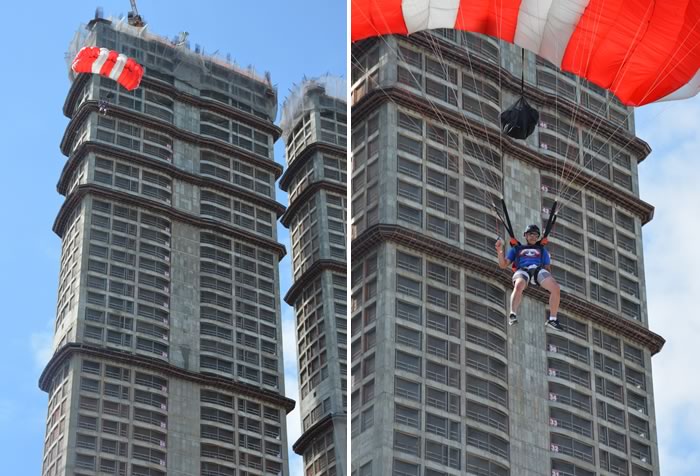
[[279, 75, 346, 140]]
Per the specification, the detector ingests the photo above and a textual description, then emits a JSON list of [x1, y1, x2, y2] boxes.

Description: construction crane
[[128, 0, 145, 27]]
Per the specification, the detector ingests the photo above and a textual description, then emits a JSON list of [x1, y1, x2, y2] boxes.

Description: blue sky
[[636, 97, 700, 475], [0, 1, 345, 475]]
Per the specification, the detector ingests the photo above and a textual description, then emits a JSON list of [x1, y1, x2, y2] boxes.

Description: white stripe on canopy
[[109, 54, 128, 81], [658, 68, 700, 102], [91, 48, 110, 74], [402, 0, 461, 34], [514, 0, 590, 66]]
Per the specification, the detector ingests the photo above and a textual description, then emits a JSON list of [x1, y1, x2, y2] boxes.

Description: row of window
[[295, 278, 330, 399], [85, 199, 172, 358], [285, 105, 348, 161], [290, 199, 321, 280], [99, 76, 174, 123], [200, 110, 271, 159], [95, 115, 173, 163], [94, 156, 172, 204], [540, 180, 643, 319], [302, 428, 339, 476], [42, 364, 71, 476], [55, 206, 83, 331], [536, 57, 630, 128], [198, 232, 280, 388], [392, 427, 509, 465], [200, 188, 274, 238], [200, 149, 273, 198], [76, 359, 169, 472]]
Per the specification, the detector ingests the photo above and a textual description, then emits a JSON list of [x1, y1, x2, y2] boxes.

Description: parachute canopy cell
[[351, 0, 700, 106], [71, 46, 144, 91]]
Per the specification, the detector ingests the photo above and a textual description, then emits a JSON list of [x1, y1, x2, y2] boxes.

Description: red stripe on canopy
[[623, 0, 700, 105], [99, 50, 119, 77], [454, 0, 522, 42], [352, 0, 407, 42], [350, 0, 700, 105], [562, 0, 646, 92], [120, 59, 144, 91], [71, 47, 99, 74], [563, 0, 700, 105]]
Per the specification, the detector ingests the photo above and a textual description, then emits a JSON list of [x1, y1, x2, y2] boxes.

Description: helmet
[[523, 224, 541, 236]]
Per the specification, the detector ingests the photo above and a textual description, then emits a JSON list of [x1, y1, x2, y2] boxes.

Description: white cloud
[[637, 96, 700, 475], [30, 320, 54, 370], [637, 100, 700, 148]]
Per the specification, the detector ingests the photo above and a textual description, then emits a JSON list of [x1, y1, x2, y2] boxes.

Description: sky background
[[0, 1, 345, 475], [1, 2, 699, 476]]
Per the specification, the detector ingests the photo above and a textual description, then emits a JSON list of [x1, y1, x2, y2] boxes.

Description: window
[[392, 459, 419, 476], [466, 426, 509, 459], [396, 251, 422, 274], [395, 351, 421, 375], [396, 276, 421, 299], [549, 407, 591, 438], [395, 377, 421, 402], [396, 300, 421, 324], [394, 404, 420, 429], [397, 203, 422, 227], [396, 325, 421, 348], [393, 431, 420, 456]]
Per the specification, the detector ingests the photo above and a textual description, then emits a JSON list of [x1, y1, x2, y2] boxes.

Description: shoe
[[546, 319, 563, 331], [509, 313, 518, 326]]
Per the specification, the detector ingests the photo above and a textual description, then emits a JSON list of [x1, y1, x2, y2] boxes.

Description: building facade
[[279, 79, 348, 476], [40, 17, 294, 476], [350, 32, 664, 476]]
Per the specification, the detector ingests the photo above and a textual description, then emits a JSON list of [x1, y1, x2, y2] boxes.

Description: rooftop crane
[[128, 0, 145, 27]]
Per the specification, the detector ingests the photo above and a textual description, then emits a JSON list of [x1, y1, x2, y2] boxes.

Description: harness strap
[[515, 265, 545, 286]]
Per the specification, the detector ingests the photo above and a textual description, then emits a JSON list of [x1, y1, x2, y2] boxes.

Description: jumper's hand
[[495, 238, 503, 253]]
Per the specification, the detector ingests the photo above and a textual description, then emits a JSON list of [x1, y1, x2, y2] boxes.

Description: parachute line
[[423, 31, 503, 194], [350, 30, 503, 201]]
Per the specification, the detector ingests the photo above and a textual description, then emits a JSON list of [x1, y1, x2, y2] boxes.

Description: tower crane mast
[[128, 0, 145, 27]]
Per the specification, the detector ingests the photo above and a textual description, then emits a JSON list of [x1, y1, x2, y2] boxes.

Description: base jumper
[[496, 224, 562, 330]]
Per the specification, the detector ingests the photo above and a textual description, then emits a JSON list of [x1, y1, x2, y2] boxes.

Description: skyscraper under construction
[[279, 77, 348, 476], [351, 31, 664, 476], [41, 15, 293, 476]]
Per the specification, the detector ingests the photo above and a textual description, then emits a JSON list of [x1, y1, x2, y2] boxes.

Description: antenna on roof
[[128, 0, 145, 27]]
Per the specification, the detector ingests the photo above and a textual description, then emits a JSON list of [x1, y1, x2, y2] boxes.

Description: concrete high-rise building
[[40, 16, 295, 476], [350, 32, 665, 476], [279, 78, 348, 476]]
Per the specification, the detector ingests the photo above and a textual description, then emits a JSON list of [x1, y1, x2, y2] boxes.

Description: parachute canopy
[[71, 46, 144, 91], [352, 0, 700, 106]]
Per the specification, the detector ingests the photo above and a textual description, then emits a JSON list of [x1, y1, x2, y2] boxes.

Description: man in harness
[[496, 224, 561, 329]]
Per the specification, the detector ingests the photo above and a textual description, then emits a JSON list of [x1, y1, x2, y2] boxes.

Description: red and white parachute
[[71, 46, 144, 91], [352, 0, 700, 106]]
